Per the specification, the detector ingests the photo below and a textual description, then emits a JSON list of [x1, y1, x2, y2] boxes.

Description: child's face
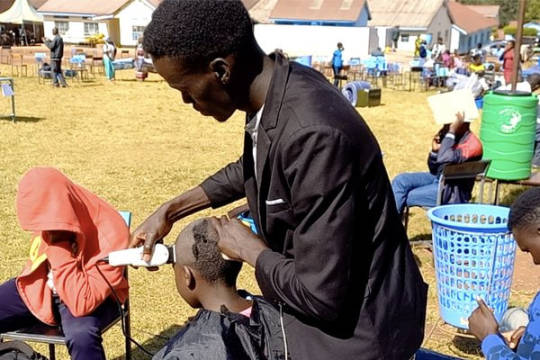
[[513, 224, 540, 264]]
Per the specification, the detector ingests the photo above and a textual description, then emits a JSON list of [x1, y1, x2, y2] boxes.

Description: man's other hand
[[211, 216, 268, 266]]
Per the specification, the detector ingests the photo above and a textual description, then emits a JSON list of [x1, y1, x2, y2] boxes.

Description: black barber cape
[[152, 296, 287, 360], [201, 53, 428, 359]]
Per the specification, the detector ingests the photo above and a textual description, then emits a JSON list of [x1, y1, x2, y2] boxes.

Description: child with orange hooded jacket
[[0, 167, 128, 360]]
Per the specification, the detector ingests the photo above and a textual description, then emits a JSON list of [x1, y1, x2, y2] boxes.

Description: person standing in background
[[102, 38, 117, 81], [501, 40, 516, 85], [43, 28, 67, 88], [391, 27, 400, 51], [331, 42, 344, 87]]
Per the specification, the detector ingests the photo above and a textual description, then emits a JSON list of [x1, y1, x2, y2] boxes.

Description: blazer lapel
[[247, 52, 291, 239]]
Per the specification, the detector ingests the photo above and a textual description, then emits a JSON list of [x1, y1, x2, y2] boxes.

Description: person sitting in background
[[371, 47, 384, 57], [153, 218, 286, 360], [468, 187, 540, 359], [442, 50, 453, 69], [102, 38, 117, 81], [392, 112, 483, 215], [452, 50, 466, 73], [470, 43, 486, 63], [469, 54, 486, 74], [0, 167, 129, 360]]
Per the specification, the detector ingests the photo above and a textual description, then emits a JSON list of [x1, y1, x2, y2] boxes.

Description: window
[[132, 25, 145, 41], [84, 22, 98, 36], [401, 34, 409, 42], [55, 21, 69, 35]]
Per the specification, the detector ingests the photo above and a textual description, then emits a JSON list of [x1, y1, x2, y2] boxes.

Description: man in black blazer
[[131, 0, 428, 358]]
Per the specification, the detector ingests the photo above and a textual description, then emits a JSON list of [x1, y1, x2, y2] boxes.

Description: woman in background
[[501, 40, 516, 85], [102, 38, 116, 81]]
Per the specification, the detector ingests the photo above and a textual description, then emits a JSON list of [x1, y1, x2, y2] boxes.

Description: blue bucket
[[427, 204, 516, 329], [475, 97, 483, 109]]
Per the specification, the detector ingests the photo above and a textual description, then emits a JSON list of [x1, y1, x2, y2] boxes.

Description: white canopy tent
[[0, 0, 43, 45], [0, 0, 43, 24]]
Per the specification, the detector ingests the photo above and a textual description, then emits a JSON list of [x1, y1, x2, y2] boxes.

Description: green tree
[[525, 0, 540, 22]]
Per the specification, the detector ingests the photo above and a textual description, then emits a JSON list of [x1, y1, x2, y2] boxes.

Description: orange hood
[[15, 167, 129, 325]]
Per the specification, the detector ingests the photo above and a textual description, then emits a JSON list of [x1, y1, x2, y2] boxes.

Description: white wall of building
[[375, 26, 388, 50], [397, 32, 421, 52], [254, 24, 373, 62], [116, 0, 154, 46], [450, 26, 461, 52], [43, 17, 107, 44]]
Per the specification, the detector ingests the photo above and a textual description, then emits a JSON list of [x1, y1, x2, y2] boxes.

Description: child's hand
[[502, 326, 526, 349], [468, 297, 499, 341]]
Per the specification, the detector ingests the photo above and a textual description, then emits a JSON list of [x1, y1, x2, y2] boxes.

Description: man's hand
[[450, 111, 465, 134], [211, 216, 269, 266], [227, 203, 250, 218], [468, 297, 499, 341], [129, 205, 173, 263]]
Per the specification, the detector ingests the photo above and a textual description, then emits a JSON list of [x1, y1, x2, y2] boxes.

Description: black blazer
[[201, 53, 428, 359]]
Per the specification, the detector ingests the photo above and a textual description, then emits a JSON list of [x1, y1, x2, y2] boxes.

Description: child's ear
[[183, 266, 196, 290]]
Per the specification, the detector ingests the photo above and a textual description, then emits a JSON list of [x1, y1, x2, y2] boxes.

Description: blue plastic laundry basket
[[427, 204, 516, 329]]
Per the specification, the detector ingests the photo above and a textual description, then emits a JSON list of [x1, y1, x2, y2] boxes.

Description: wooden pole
[[511, 0, 527, 92]]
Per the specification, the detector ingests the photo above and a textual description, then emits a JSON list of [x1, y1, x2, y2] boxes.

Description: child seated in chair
[[153, 217, 287, 360], [391, 112, 483, 214], [468, 187, 540, 359], [0, 167, 128, 360]]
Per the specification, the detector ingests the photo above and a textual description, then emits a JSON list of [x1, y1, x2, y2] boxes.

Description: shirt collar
[[245, 105, 264, 136]]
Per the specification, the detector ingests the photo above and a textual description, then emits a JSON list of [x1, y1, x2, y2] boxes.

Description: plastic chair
[[68, 54, 89, 82], [35, 53, 52, 85], [403, 160, 491, 234], [0, 211, 133, 360], [10, 53, 27, 77]]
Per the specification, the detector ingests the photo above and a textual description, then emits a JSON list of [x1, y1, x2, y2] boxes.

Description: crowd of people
[[1, 1, 540, 360]]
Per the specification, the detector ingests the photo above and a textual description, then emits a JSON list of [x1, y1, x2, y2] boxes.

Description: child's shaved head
[[175, 218, 242, 286]]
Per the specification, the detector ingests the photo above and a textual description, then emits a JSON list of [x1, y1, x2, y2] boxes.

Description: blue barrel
[[427, 204, 516, 329]]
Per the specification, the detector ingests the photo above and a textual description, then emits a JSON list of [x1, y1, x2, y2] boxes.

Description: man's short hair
[[508, 188, 540, 230], [143, 0, 254, 64], [176, 218, 242, 287]]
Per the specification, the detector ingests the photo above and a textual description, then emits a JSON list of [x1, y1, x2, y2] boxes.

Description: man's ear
[[183, 266, 196, 290], [209, 57, 232, 85]]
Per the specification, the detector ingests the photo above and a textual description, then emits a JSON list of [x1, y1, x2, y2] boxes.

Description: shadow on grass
[[111, 324, 183, 360], [1, 116, 44, 123], [499, 186, 529, 207], [409, 233, 432, 242], [116, 78, 162, 83], [451, 335, 481, 357]]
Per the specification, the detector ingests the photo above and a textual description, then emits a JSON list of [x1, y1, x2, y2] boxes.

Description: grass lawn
[[0, 65, 532, 359]]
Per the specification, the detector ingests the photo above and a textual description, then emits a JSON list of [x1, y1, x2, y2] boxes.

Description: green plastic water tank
[[480, 90, 538, 180]]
